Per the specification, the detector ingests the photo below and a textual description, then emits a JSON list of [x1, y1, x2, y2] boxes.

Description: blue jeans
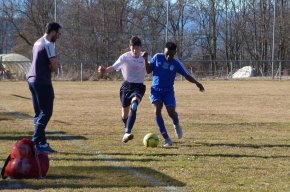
[[28, 82, 54, 145]]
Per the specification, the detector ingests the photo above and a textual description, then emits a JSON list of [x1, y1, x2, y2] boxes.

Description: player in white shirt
[[98, 36, 150, 143]]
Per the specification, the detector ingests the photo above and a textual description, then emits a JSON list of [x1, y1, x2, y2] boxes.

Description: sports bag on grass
[[1, 138, 49, 179]]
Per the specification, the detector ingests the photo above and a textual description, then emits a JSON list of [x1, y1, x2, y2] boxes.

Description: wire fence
[[1, 59, 290, 81], [183, 60, 290, 80]]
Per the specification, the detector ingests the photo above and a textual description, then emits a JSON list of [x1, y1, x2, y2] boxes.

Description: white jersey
[[112, 51, 150, 83], [44, 37, 56, 59]]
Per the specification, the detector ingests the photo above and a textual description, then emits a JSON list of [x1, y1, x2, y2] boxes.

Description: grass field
[[0, 80, 290, 192]]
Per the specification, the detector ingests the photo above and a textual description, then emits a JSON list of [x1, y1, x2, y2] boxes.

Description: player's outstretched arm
[[185, 75, 205, 92], [98, 66, 115, 76], [142, 52, 152, 74]]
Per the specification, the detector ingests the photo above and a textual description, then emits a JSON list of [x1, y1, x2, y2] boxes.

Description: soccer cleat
[[174, 124, 183, 139], [36, 143, 57, 154], [122, 133, 134, 143], [163, 138, 173, 147]]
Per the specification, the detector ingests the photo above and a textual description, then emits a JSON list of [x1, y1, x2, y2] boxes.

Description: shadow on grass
[[0, 112, 32, 121], [101, 151, 290, 159], [190, 153, 290, 159], [194, 142, 290, 148], [47, 135, 88, 140], [0, 135, 87, 141], [53, 120, 72, 125], [11, 94, 31, 100], [0, 153, 160, 163], [46, 131, 67, 135], [0, 110, 71, 125], [0, 131, 65, 135], [0, 166, 185, 189], [183, 142, 290, 158], [50, 156, 159, 162], [58, 152, 98, 156], [191, 121, 290, 128], [0, 131, 87, 141]]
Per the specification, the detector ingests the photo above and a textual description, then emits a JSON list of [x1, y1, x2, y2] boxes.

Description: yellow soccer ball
[[143, 133, 159, 147]]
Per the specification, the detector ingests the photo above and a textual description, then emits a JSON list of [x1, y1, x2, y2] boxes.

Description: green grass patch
[[0, 80, 290, 191]]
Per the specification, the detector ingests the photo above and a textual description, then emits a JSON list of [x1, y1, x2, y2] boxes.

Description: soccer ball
[[143, 133, 159, 147]]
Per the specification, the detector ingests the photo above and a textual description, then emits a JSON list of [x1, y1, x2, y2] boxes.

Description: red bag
[[1, 138, 49, 179]]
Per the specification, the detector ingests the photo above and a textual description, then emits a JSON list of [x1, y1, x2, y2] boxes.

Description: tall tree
[[1, 0, 54, 57]]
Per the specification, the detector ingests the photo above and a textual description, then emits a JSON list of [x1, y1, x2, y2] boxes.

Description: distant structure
[[0, 53, 31, 80], [232, 66, 254, 79]]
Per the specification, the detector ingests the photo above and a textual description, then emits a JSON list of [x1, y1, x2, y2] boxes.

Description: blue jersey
[[149, 53, 189, 90]]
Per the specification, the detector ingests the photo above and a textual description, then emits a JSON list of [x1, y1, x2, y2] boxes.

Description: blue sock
[[125, 100, 138, 133], [155, 116, 169, 139], [172, 113, 179, 125]]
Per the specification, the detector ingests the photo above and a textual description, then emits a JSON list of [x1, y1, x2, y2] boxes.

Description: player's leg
[[28, 82, 41, 125], [120, 82, 130, 129], [29, 82, 56, 153], [150, 89, 172, 147], [166, 106, 183, 139], [153, 102, 172, 147], [124, 83, 145, 136], [123, 84, 146, 143], [164, 90, 183, 139], [125, 96, 141, 134], [29, 83, 53, 145], [121, 106, 134, 143], [120, 82, 137, 143], [122, 97, 140, 143], [121, 107, 129, 127]]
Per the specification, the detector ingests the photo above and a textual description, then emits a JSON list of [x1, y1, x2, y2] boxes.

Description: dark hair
[[165, 42, 177, 51], [129, 36, 142, 46], [45, 22, 62, 34]]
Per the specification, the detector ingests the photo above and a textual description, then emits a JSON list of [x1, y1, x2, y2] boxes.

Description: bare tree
[[277, 0, 289, 60], [168, 0, 194, 59], [134, 0, 167, 54], [2, 0, 54, 57], [1, 0, 290, 78]]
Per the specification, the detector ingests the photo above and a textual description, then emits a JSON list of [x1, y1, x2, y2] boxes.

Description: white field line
[[0, 105, 186, 191], [71, 139, 186, 192]]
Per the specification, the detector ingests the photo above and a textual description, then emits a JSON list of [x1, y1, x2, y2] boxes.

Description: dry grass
[[0, 80, 290, 191]]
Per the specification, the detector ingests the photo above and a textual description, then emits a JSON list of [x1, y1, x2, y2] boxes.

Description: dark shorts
[[120, 81, 146, 108]]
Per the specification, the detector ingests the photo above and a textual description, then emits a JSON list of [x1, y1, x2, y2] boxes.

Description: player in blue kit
[[142, 42, 205, 147], [26, 22, 62, 153]]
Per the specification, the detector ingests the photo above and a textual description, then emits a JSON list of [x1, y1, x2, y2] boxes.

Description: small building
[[0, 53, 31, 80]]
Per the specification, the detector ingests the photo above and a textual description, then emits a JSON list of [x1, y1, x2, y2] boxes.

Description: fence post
[[272, 60, 274, 80], [279, 61, 281, 80], [0, 56, 3, 80], [81, 62, 83, 82], [230, 61, 233, 80]]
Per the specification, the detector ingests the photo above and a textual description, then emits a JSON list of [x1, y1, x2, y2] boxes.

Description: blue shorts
[[149, 87, 176, 107], [120, 81, 146, 108]]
